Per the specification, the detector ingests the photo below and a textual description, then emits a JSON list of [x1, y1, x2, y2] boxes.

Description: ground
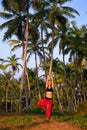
[[0, 114, 82, 130], [26, 119, 81, 130], [24, 118, 81, 130]]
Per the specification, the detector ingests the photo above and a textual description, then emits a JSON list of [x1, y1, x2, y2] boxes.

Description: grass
[[70, 114, 87, 130], [0, 113, 87, 130], [52, 101, 87, 130], [0, 115, 32, 129]]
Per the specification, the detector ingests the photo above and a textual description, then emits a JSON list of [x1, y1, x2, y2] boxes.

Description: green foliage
[[70, 114, 87, 129], [0, 0, 87, 116], [23, 107, 45, 115], [0, 115, 32, 129]]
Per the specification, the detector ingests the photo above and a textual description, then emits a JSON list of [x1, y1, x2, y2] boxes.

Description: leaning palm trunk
[[19, 0, 29, 113], [49, 25, 54, 74], [49, 56, 53, 74], [19, 25, 29, 112]]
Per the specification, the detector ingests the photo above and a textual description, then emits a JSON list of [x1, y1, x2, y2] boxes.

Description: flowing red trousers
[[37, 97, 53, 119]]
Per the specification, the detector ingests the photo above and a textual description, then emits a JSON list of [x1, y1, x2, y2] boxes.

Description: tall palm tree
[[0, 0, 36, 112], [4, 54, 21, 111], [45, 0, 79, 74], [0, 0, 28, 41], [0, 0, 28, 112], [32, 0, 51, 79], [0, 60, 12, 112], [27, 38, 44, 100], [19, 0, 29, 113], [64, 22, 86, 113], [1, 72, 11, 112]]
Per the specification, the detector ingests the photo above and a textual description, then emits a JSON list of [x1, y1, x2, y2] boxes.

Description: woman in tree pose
[[37, 73, 54, 121]]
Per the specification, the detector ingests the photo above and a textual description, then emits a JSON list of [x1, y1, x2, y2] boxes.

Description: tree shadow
[[29, 119, 50, 128], [29, 121, 43, 127], [0, 127, 10, 130]]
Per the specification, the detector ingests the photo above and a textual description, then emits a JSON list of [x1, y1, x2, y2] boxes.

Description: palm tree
[[0, 61, 12, 112], [39, 1, 79, 114], [0, 0, 28, 41], [0, 0, 28, 112], [32, 0, 51, 79], [0, 0, 36, 112], [52, 58, 64, 114], [64, 22, 86, 113], [4, 54, 21, 112], [27, 38, 44, 100], [19, 0, 29, 113], [1, 72, 11, 112], [45, 0, 79, 74]]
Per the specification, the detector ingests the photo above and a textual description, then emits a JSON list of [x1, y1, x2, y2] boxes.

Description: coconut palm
[[0, 0, 36, 112], [27, 36, 45, 100], [44, 0, 79, 75], [64, 22, 87, 113], [1, 72, 11, 112], [32, 3, 48, 79], [0, 0, 29, 41], [0, 61, 11, 112], [0, 0, 28, 112], [4, 54, 21, 111]]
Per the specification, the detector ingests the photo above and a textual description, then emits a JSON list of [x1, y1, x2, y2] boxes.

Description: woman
[[37, 73, 54, 121]]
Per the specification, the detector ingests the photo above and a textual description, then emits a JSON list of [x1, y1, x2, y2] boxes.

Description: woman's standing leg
[[46, 100, 53, 120]]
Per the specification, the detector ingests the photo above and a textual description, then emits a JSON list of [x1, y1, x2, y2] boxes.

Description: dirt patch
[[0, 114, 81, 130], [25, 119, 81, 130]]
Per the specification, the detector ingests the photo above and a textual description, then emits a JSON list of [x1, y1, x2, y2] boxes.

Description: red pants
[[37, 97, 53, 119]]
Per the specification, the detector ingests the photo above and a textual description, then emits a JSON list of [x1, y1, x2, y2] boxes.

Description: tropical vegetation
[[0, 0, 87, 118]]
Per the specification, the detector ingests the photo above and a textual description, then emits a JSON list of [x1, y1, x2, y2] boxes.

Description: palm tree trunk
[[26, 70, 32, 108], [19, 0, 29, 113], [72, 54, 77, 113], [35, 52, 41, 100], [80, 65, 83, 103], [6, 84, 8, 112], [62, 48, 71, 114], [11, 69, 14, 112], [49, 25, 54, 74], [56, 86, 64, 114], [24, 72, 29, 110], [19, 70, 24, 113], [41, 25, 47, 79], [0, 91, 1, 111]]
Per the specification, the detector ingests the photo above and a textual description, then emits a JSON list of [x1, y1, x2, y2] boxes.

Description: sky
[[0, 0, 87, 77]]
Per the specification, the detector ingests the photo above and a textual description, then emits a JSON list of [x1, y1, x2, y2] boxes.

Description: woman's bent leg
[[37, 98, 46, 109]]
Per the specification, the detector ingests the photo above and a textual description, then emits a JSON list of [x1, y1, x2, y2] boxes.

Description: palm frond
[[62, 6, 80, 16], [8, 40, 20, 46], [0, 12, 13, 19]]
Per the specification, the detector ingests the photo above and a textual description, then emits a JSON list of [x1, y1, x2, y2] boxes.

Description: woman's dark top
[[45, 87, 53, 100], [46, 87, 53, 92]]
